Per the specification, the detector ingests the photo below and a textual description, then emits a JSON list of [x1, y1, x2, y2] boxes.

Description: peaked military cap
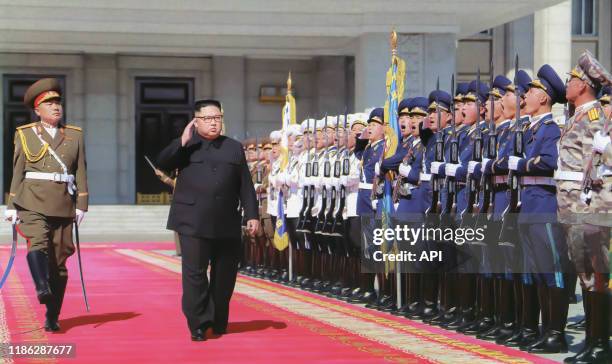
[[464, 80, 490, 104], [428, 90, 451, 112], [489, 75, 512, 99], [398, 98, 412, 116], [409, 97, 429, 116], [529, 64, 567, 104], [24, 78, 62, 109], [368, 108, 384, 125]]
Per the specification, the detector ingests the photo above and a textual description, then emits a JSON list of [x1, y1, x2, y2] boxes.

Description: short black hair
[[194, 99, 222, 112]]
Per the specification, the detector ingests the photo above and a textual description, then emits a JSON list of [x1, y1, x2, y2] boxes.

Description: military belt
[[25, 171, 75, 184], [358, 183, 373, 190], [419, 173, 432, 182], [521, 176, 555, 186], [553, 170, 583, 181], [494, 175, 509, 184]]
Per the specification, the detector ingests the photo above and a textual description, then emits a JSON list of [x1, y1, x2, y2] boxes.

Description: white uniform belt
[[521, 176, 556, 186], [419, 173, 431, 182], [553, 170, 583, 181], [358, 182, 373, 190], [25, 172, 74, 183], [494, 175, 509, 184]]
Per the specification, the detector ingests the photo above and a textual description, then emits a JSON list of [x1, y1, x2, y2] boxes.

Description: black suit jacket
[[157, 134, 258, 239]]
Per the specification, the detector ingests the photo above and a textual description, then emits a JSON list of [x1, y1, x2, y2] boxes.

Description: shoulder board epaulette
[[65, 125, 82, 131], [587, 108, 599, 122], [543, 119, 554, 125], [16, 122, 37, 130]]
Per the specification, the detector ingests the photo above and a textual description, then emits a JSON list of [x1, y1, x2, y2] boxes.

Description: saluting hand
[[181, 119, 197, 147], [246, 219, 260, 237]]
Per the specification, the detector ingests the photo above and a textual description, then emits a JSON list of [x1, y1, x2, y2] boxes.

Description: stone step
[[0, 205, 171, 236]]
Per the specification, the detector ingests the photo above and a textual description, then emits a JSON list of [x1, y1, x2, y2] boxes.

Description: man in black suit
[[157, 99, 259, 341]]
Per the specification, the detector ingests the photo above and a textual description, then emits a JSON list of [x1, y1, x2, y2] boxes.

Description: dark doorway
[[135, 77, 194, 204], [2, 75, 66, 203]]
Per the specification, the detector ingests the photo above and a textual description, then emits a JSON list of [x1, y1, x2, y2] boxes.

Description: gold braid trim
[[18, 129, 48, 162]]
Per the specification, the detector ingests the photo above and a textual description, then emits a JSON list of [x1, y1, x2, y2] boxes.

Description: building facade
[[0, 0, 608, 204]]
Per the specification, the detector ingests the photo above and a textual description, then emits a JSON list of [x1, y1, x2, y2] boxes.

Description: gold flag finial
[[287, 71, 293, 94], [390, 29, 398, 56]]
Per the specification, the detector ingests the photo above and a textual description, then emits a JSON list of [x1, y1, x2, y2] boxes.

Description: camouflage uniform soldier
[[563, 51, 611, 364]]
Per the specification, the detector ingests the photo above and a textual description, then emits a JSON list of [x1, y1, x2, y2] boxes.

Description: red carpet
[[0, 243, 557, 364]]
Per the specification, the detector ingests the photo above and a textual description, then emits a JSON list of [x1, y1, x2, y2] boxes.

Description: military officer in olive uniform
[[4, 78, 88, 332]]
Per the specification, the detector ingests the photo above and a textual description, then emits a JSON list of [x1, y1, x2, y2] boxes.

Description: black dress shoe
[[566, 318, 586, 331], [516, 328, 540, 350], [191, 328, 206, 341], [526, 330, 568, 354], [564, 338, 610, 364], [212, 326, 227, 335], [359, 290, 377, 304], [44, 318, 60, 332]]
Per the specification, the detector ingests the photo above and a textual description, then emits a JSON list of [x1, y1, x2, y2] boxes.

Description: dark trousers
[[179, 234, 241, 332]]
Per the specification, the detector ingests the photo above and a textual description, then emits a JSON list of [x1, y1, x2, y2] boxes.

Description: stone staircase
[[0, 205, 174, 242]]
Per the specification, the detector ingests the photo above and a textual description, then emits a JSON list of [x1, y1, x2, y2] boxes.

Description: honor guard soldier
[[281, 124, 305, 285], [266, 130, 283, 280], [4, 78, 88, 332], [294, 119, 316, 289], [356, 108, 386, 307], [344, 113, 376, 303], [480, 72, 532, 344], [420, 90, 452, 321], [508, 64, 570, 353], [470, 75, 513, 340], [562, 51, 611, 364]]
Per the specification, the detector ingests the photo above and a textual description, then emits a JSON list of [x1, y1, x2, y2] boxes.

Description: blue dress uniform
[[356, 109, 385, 216], [509, 64, 571, 354], [451, 80, 490, 219]]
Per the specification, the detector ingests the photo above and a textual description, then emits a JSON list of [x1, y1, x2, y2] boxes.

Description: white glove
[[374, 162, 381, 176], [445, 163, 460, 177], [508, 156, 522, 171], [75, 209, 85, 226], [274, 173, 284, 188], [371, 199, 378, 210], [593, 131, 611, 154], [481, 158, 491, 169], [339, 175, 348, 186], [468, 161, 480, 174], [398, 163, 412, 177], [580, 190, 592, 205], [313, 176, 323, 189], [4, 209, 18, 224], [430, 161, 443, 175]]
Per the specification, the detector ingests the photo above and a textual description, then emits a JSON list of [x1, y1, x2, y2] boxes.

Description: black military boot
[[45, 276, 67, 332], [473, 277, 496, 336], [503, 283, 539, 348], [26, 251, 53, 304], [527, 287, 568, 354], [482, 279, 516, 341], [564, 291, 610, 364]]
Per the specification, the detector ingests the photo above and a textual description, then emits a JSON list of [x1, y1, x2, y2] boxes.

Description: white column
[[212, 56, 246, 139], [504, 15, 535, 77], [534, 1, 572, 76], [422, 33, 456, 95], [84, 54, 119, 203], [355, 33, 391, 112]]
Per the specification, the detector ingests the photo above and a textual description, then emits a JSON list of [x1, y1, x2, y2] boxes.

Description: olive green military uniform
[[9, 121, 88, 276], [6, 77, 88, 332]]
